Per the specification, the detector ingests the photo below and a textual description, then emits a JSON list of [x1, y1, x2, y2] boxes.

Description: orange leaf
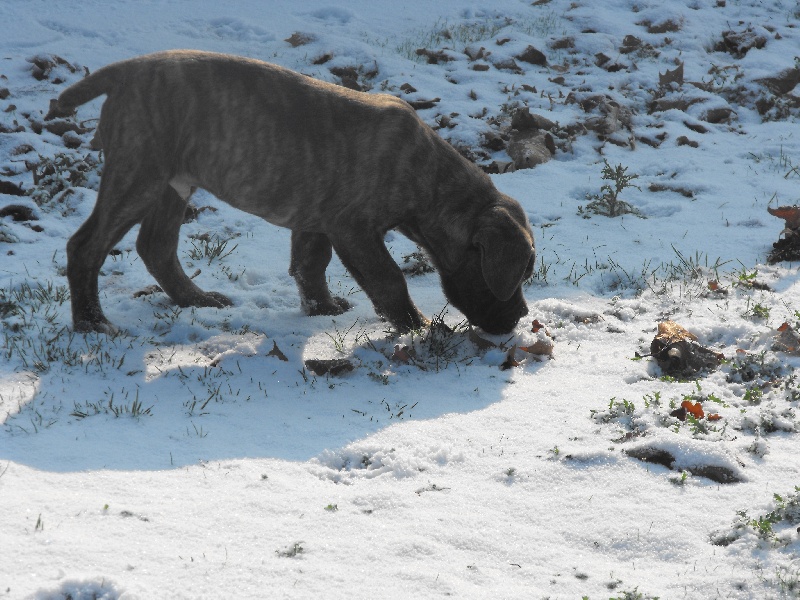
[[681, 400, 704, 419], [391, 344, 413, 364], [768, 206, 800, 219], [531, 319, 545, 333], [519, 339, 554, 356], [768, 205, 800, 229], [707, 413, 722, 421], [708, 280, 719, 291], [500, 346, 520, 370], [778, 322, 791, 332]]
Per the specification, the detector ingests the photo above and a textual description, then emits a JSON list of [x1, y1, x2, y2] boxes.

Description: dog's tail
[[44, 63, 120, 120]]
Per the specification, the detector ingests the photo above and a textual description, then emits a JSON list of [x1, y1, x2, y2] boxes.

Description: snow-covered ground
[[2, 1, 800, 598]]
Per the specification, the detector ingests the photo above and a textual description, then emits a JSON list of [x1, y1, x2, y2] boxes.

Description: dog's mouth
[[469, 298, 529, 335]]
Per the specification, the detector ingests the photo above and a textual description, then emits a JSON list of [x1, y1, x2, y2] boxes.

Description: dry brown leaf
[[656, 320, 698, 344], [267, 341, 288, 362], [768, 205, 800, 230], [285, 32, 315, 47], [500, 346, 520, 370], [132, 284, 163, 299], [391, 344, 414, 364], [670, 406, 687, 421], [407, 97, 441, 110], [519, 339, 554, 356], [651, 321, 722, 376], [304, 358, 354, 376], [773, 322, 800, 355], [659, 61, 684, 88]]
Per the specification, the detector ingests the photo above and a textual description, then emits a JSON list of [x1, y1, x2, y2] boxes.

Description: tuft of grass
[[579, 160, 643, 219], [396, 17, 511, 61], [375, 398, 414, 420], [1, 280, 70, 314], [187, 233, 239, 265], [726, 350, 782, 386], [401, 247, 435, 276], [408, 307, 471, 372], [711, 487, 800, 548], [28, 152, 101, 209], [591, 397, 636, 425], [71, 387, 152, 420], [517, 9, 565, 38], [1, 280, 136, 379], [326, 319, 359, 354], [747, 146, 800, 178], [352, 309, 489, 383], [669, 470, 690, 486], [367, 372, 390, 385], [609, 589, 660, 600], [524, 242, 727, 297], [743, 299, 770, 320], [0, 223, 19, 243], [525, 254, 551, 286]]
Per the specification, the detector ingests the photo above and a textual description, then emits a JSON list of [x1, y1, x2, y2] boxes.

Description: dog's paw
[[306, 296, 352, 316], [74, 318, 119, 335], [379, 309, 429, 335], [196, 291, 233, 308], [333, 296, 353, 312]]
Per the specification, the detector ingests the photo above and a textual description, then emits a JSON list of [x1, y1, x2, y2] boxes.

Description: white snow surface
[[2, 0, 800, 598]]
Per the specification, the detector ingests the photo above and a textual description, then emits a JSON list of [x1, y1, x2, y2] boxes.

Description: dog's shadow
[[0, 307, 543, 473]]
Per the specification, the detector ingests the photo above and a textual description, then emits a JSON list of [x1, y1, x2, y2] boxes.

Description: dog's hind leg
[[68, 170, 161, 333], [289, 231, 352, 316], [136, 186, 233, 309]]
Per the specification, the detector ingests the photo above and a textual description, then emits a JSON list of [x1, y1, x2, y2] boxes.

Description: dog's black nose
[[476, 300, 528, 335]]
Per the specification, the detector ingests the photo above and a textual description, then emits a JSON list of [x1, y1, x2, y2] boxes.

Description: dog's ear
[[473, 208, 533, 301]]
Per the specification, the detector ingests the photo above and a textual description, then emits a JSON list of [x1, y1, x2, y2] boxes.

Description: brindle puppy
[[46, 50, 535, 335]]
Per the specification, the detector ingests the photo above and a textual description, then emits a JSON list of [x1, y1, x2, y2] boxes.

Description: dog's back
[[49, 50, 466, 230]]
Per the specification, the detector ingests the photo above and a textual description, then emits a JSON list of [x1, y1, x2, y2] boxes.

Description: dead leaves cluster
[[390, 318, 553, 372], [649, 321, 723, 377], [499, 319, 554, 370], [768, 205, 800, 264], [669, 399, 722, 422], [773, 322, 800, 356], [281, 317, 556, 380]]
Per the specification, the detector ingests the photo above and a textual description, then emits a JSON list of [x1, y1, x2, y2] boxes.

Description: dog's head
[[440, 198, 535, 334]]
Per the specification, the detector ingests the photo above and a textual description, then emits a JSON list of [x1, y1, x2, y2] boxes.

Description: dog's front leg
[[329, 233, 428, 333]]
